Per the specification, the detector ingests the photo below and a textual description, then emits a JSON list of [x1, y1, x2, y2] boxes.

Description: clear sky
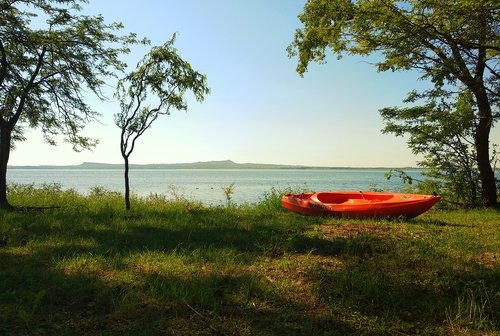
[[9, 0, 500, 167]]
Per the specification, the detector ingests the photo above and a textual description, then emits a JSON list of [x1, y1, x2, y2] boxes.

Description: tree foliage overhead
[[288, 0, 499, 90], [288, 0, 499, 206], [0, 0, 139, 149]]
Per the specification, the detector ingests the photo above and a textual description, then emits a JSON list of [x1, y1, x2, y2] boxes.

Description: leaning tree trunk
[[474, 90, 498, 207], [123, 155, 131, 210], [0, 126, 12, 209]]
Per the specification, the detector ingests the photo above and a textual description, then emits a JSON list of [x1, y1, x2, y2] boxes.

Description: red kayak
[[282, 191, 441, 218]]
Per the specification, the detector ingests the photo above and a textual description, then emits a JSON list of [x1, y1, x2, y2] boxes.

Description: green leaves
[[289, 0, 499, 94], [0, 0, 139, 149], [380, 89, 483, 206], [115, 34, 210, 158]]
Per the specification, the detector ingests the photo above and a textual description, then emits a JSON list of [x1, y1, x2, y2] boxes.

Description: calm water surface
[[7, 168, 423, 205]]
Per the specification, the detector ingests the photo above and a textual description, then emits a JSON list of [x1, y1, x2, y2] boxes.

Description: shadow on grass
[[290, 234, 393, 259], [0, 246, 358, 335], [1, 206, 344, 335], [289, 226, 500, 334], [1, 205, 499, 335]]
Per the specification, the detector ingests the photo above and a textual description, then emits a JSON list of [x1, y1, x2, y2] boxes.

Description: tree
[[0, 0, 138, 209], [381, 89, 487, 207], [115, 35, 209, 210], [288, 0, 499, 206]]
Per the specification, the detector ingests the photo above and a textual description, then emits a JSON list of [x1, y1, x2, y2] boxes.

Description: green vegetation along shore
[[0, 185, 498, 335]]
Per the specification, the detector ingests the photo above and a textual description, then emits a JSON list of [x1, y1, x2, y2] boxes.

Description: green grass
[[0, 185, 498, 335]]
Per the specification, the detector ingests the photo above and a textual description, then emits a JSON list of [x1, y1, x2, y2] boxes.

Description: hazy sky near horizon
[[9, 0, 500, 167]]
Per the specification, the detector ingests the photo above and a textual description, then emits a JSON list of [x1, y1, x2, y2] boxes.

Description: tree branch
[[0, 40, 7, 88], [9, 46, 47, 127]]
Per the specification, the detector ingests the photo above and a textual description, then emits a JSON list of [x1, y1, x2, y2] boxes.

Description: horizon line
[[8, 159, 420, 170]]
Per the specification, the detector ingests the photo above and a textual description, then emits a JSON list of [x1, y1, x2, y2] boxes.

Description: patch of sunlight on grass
[[54, 253, 109, 276], [124, 250, 198, 278]]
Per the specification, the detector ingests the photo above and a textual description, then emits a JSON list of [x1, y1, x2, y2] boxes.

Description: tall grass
[[0, 184, 498, 335]]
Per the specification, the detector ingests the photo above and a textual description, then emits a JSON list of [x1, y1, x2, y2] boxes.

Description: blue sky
[[9, 0, 499, 167]]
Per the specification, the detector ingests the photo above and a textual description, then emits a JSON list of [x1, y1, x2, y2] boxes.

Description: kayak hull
[[282, 191, 441, 218]]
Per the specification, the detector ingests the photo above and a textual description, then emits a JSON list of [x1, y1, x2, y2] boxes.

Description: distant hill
[[9, 160, 308, 170], [9, 160, 418, 170], [80, 160, 304, 169]]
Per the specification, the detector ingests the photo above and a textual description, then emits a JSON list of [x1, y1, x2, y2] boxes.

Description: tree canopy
[[288, 0, 499, 206], [0, 0, 141, 208], [289, 0, 499, 87], [381, 89, 484, 206]]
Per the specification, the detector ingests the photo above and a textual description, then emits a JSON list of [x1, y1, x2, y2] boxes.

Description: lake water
[[7, 168, 423, 205]]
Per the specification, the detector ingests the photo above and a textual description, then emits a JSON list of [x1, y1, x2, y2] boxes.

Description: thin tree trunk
[[0, 126, 12, 209], [474, 90, 498, 207], [124, 155, 131, 210]]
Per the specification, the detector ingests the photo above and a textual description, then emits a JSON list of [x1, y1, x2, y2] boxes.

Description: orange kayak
[[282, 191, 441, 218]]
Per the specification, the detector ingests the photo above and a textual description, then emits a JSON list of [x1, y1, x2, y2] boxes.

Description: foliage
[[288, 0, 499, 88], [0, 0, 142, 207], [288, 0, 500, 206], [381, 89, 493, 207], [0, 185, 498, 335], [0, 0, 139, 148], [221, 182, 236, 207], [114, 34, 210, 210], [115, 34, 210, 158]]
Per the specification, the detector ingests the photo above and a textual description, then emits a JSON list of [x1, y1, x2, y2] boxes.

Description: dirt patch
[[259, 254, 344, 284], [319, 223, 393, 239], [473, 252, 500, 269], [315, 255, 346, 271]]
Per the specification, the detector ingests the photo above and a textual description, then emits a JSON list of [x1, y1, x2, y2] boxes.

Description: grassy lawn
[[0, 185, 499, 335]]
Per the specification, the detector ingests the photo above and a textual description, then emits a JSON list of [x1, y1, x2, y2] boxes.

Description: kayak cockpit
[[314, 192, 394, 204]]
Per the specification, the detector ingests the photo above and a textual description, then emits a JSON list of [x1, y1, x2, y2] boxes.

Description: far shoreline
[[8, 160, 420, 170]]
